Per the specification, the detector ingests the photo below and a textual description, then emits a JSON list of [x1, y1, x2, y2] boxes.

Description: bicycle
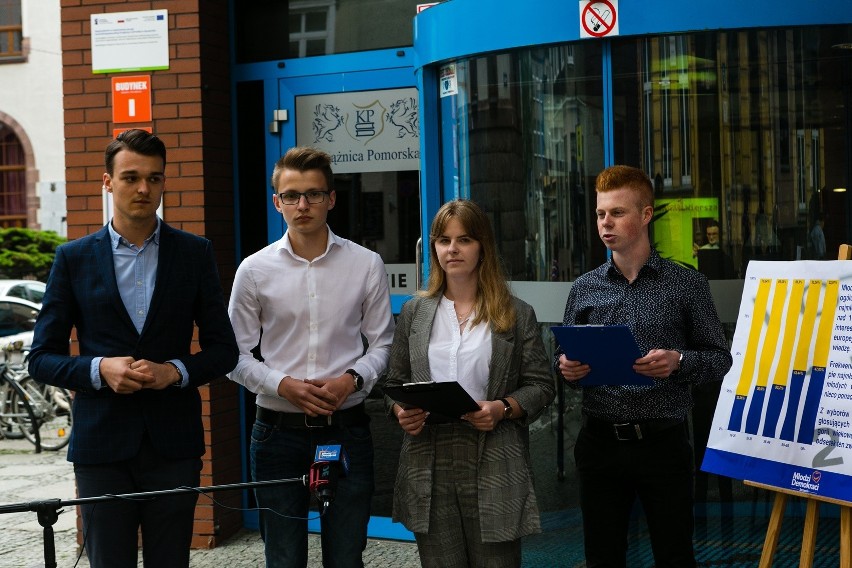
[[0, 340, 73, 451]]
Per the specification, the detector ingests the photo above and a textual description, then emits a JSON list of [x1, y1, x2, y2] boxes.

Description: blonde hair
[[420, 199, 515, 333]]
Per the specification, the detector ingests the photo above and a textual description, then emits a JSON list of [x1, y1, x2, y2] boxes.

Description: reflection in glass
[[440, 44, 605, 283], [439, 25, 852, 286], [613, 27, 852, 276]]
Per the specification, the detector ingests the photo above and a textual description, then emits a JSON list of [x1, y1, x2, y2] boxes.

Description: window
[[234, 0, 418, 63], [289, 1, 335, 58], [0, 124, 26, 228], [0, 300, 37, 336], [0, 0, 23, 60], [4, 282, 45, 305]]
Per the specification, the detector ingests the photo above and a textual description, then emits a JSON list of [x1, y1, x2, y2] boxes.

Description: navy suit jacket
[[28, 222, 239, 464]]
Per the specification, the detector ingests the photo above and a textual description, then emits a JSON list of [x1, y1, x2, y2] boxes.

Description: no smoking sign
[[580, 0, 619, 39]]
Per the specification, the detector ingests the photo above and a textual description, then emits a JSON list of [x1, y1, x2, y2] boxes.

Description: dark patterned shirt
[[556, 249, 732, 422]]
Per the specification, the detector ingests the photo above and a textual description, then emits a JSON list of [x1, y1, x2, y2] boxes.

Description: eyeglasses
[[277, 190, 330, 205]]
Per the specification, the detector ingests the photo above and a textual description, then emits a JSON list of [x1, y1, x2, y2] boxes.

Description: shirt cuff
[[90, 357, 103, 390]]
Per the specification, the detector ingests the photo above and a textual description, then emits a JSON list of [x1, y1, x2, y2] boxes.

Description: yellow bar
[[738, 278, 773, 397], [755, 279, 789, 387], [794, 281, 823, 371], [813, 280, 839, 367], [773, 279, 805, 387]]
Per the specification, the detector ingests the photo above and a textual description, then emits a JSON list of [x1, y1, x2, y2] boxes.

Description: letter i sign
[[111, 75, 152, 123]]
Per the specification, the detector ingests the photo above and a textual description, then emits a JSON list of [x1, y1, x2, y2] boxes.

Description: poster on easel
[[703, 260, 852, 502]]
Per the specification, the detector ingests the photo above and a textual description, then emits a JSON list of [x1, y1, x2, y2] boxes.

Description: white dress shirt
[[228, 227, 395, 412], [428, 295, 492, 402]]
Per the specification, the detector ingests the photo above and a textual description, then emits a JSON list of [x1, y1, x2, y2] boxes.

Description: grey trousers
[[414, 422, 522, 568]]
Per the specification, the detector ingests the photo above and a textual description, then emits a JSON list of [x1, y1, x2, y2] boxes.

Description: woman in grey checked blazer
[[384, 199, 555, 568]]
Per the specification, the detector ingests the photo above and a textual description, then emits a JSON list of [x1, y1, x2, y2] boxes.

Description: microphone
[[308, 444, 350, 509]]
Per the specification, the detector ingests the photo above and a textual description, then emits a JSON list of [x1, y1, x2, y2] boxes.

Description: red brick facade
[[60, 0, 241, 548]]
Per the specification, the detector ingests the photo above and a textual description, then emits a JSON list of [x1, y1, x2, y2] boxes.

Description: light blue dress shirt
[[89, 220, 188, 389]]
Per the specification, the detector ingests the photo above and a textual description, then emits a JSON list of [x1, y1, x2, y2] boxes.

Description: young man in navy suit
[[29, 129, 239, 568]]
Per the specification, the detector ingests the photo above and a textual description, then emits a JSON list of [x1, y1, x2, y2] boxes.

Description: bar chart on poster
[[703, 261, 852, 502]]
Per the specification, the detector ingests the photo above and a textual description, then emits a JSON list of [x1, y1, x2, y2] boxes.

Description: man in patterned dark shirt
[[556, 165, 732, 568]]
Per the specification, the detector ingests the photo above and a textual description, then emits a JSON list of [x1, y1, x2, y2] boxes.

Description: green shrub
[[0, 228, 67, 281]]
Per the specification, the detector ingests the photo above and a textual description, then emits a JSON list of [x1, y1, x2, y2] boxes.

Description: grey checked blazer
[[384, 295, 555, 542]]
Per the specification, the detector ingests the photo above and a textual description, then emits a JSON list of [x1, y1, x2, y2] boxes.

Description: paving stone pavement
[[0, 438, 420, 568]]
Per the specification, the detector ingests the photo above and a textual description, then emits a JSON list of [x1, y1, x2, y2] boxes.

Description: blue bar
[[797, 366, 827, 445], [762, 384, 787, 438], [779, 370, 806, 441], [728, 394, 746, 432], [744, 386, 767, 435]]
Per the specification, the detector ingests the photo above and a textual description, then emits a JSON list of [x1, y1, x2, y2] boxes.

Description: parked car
[[0, 297, 40, 352], [0, 280, 46, 307]]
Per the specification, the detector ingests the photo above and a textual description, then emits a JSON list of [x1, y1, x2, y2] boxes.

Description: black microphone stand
[[0, 477, 306, 568]]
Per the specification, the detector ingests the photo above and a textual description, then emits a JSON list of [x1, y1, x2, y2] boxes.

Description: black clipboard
[[551, 325, 653, 386], [383, 381, 481, 422]]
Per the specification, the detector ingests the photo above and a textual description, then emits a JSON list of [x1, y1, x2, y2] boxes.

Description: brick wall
[[60, 0, 242, 548]]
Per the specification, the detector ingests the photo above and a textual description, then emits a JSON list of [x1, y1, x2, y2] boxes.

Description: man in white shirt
[[228, 147, 395, 568]]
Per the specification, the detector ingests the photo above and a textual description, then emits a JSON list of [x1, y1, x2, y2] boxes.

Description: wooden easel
[[744, 480, 852, 567], [745, 243, 852, 568]]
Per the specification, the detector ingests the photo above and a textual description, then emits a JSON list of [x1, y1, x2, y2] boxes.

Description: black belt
[[583, 415, 685, 441], [256, 403, 369, 429]]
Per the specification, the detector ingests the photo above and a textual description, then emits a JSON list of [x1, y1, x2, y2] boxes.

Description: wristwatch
[[167, 361, 183, 388], [499, 398, 513, 419], [347, 369, 364, 392]]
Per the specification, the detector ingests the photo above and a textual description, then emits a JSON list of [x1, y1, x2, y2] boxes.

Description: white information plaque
[[91, 10, 169, 74]]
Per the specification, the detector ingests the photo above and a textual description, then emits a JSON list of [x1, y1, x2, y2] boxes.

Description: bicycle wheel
[[0, 379, 25, 439], [13, 376, 73, 451]]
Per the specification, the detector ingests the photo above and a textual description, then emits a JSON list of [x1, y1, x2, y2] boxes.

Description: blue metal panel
[[308, 515, 414, 540], [417, 64, 444, 281], [602, 42, 614, 168], [264, 78, 285, 244], [414, 0, 852, 68], [391, 294, 413, 314]]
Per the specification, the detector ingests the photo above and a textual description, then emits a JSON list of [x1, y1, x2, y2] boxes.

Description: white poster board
[[703, 260, 852, 502], [91, 10, 169, 74]]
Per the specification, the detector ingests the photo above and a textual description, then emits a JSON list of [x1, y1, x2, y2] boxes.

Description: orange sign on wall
[[111, 75, 152, 123], [112, 126, 153, 139]]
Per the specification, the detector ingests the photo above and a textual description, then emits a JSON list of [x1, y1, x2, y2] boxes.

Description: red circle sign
[[582, 0, 617, 38]]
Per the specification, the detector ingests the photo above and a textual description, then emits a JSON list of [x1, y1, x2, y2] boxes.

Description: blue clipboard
[[550, 325, 653, 386]]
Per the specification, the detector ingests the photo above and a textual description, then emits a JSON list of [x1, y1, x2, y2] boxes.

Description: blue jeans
[[251, 417, 375, 568]]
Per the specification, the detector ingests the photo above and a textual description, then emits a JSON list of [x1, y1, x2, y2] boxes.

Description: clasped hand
[[100, 356, 180, 393], [277, 374, 354, 416]]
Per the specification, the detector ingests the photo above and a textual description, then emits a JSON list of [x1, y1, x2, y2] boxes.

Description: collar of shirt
[[605, 248, 662, 282], [276, 225, 339, 262], [108, 217, 161, 250]]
